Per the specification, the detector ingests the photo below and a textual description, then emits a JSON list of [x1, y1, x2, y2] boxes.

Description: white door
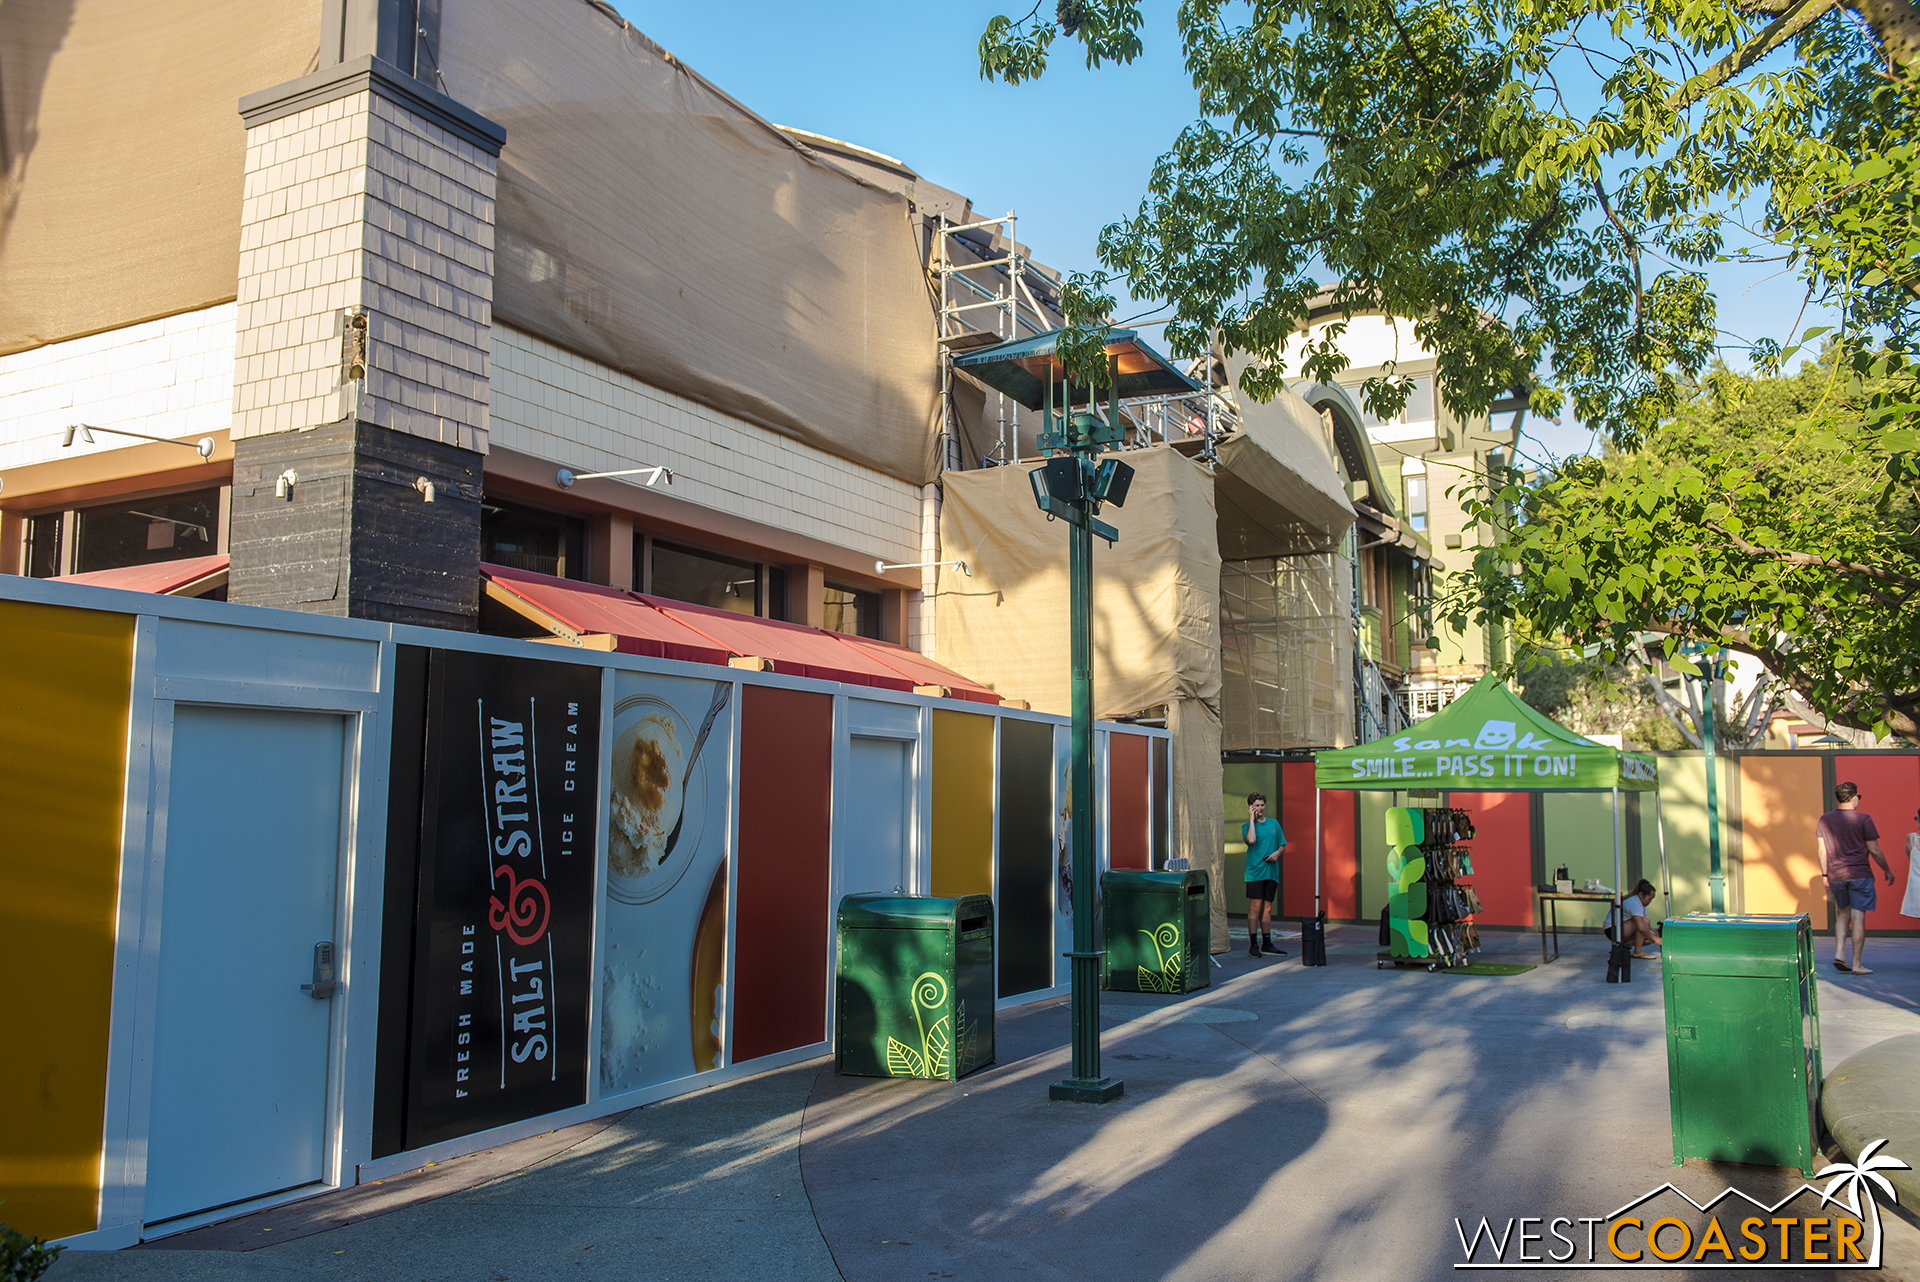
[[144, 707, 345, 1223], [841, 737, 911, 896]]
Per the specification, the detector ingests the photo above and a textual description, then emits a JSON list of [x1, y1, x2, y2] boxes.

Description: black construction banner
[[406, 649, 600, 1149]]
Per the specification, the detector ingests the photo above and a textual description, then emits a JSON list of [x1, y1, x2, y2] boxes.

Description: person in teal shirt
[[1242, 792, 1288, 957]]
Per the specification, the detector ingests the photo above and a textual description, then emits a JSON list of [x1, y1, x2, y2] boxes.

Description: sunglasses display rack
[[1380, 806, 1484, 972]]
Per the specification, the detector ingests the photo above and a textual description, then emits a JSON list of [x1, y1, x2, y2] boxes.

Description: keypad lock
[[301, 941, 337, 999]]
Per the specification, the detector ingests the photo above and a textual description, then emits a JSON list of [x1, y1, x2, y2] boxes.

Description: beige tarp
[[1214, 368, 1355, 557], [439, 0, 942, 483], [1169, 697, 1229, 952], [0, 0, 316, 352], [934, 446, 1221, 719], [3, 0, 942, 484]]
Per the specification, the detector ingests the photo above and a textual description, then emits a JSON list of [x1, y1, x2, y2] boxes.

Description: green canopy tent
[[1312, 676, 1664, 954]]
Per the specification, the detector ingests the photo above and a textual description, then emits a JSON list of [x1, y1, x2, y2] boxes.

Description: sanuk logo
[[1455, 1141, 1908, 1269], [1473, 720, 1517, 750]]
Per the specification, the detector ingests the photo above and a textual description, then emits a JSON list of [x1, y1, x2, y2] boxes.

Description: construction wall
[[0, 575, 1164, 1246]]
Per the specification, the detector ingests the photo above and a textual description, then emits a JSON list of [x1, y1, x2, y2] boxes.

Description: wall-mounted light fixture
[[875, 558, 971, 578], [414, 477, 437, 503], [555, 464, 673, 489], [64, 423, 216, 460], [276, 469, 298, 500]]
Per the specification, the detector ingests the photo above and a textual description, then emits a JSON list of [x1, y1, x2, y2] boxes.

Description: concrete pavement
[[45, 927, 1920, 1281]]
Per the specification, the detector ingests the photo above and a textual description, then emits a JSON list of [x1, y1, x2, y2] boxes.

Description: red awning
[[830, 633, 1002, 704], [640, 596, 915, 692], [483, 564, 732, 666], [56, 554, 229, 596], [481, 564, 997, 702]]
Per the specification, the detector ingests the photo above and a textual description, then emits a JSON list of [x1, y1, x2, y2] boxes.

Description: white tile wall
[[490, 326, 924, 572], [231, 90, 495, 452], [0, 304, 236, 471]]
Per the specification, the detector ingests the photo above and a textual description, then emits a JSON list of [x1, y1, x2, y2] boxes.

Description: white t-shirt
[[1609, 895, 1651, 932]]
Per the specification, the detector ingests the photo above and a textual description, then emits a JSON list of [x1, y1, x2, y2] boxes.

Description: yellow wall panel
[[0, 601, 134, 1240], [931, 710, 994, 897], [1740, 755, 1827, 926]]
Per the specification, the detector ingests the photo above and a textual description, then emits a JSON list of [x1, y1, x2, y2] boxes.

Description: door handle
[[301, 941, 337, 999]]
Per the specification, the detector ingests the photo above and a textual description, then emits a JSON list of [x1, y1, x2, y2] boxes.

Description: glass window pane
[[481, 497, 586, 580], [650, 540, 756, 615], [822, 581, 881, 639], [1404, 376, 1434, 422], [73, 490, 220, 574], [764, 565, 790, 621], [1405, 475, 1428, 532], [26, 513, 63, 578]]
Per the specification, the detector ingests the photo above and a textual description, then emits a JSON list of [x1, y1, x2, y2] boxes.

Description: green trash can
[[835, 894, 995, 1080], [1662, 913, 1822, 1174], [1101, 869, 1211, 993]]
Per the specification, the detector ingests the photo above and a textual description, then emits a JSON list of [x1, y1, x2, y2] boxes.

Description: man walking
[[1242, 792, 1287, 958], [1817, 781, 1896, 975]]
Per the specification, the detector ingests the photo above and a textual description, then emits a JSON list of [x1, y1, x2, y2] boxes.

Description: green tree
[[977, 0, 1920, 453], [1455, 357, 1920, 741]]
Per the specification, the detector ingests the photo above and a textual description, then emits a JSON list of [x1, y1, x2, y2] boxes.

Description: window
[[822, 581, 881, 639], [1404, 474, 1428, 532], [650, 540, 759, 616], [1341, 375, 1434, 428], [74, 490, 220, 574], [25, 512, 62, 578], [636, 535, 789, 621], [26, 489, 220, 578], [481, 497, 586, 580]]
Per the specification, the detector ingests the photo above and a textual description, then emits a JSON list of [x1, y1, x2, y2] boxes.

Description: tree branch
[[1840, 0, 1920, 68], [1627, 650, 1703, 746], [1633, 620, 1920, 744], [1707, 520, 1920, 588], [1665, 0, 1841, 110]]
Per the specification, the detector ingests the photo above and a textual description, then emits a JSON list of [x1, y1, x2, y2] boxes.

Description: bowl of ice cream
[[607, 692, 706, 905]]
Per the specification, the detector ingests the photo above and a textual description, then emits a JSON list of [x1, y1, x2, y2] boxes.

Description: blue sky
[[619, 2, 1832, 463]]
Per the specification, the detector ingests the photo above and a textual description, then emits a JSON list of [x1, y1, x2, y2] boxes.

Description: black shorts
[[1245, 879, 1278, 902]]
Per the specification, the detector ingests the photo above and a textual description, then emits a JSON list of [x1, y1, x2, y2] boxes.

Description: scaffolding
[[933, 212, 1050, 471], [1354, 630, 1412, 743], [1220, 554, 1343, 750], [933, 215, 1227, 471]]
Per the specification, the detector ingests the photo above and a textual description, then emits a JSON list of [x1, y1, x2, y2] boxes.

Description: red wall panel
[[1450, 791, 1533, 928], [1835, 754, 1918, 932], [1315, 782, 1359, 921], [732, 686, 833, 1062], [1109, 734, 1150, 870], [1279, 762, 1317, 917]]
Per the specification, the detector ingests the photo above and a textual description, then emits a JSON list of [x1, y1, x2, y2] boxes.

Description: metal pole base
[[1049, 1077, 1125, 1104]]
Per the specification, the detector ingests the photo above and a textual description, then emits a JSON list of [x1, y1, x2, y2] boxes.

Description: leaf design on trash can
[[924, 1015, 953, 1078], [1136, 924, 1182, 991], [885, 971, 953, 1078], [885, 1037, 927, 1077]]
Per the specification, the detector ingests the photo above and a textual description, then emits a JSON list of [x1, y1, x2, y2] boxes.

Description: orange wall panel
[[0, 601, 134, 1240], [1740, 755, 1829, 926]]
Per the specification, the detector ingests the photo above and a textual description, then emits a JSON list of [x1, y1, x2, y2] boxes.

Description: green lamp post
[[952, 327, 1200, 1104], [1680, 641, 1727, 913]]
